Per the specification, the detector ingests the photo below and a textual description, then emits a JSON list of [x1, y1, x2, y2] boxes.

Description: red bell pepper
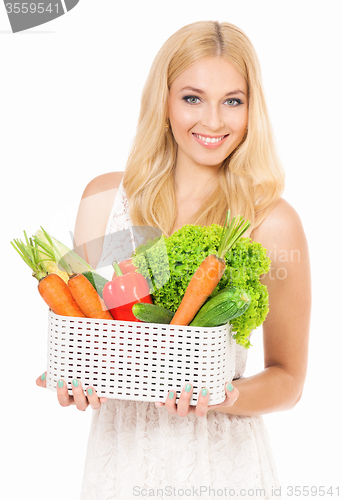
[[103, 261, 152, 322], [112, 258, 138, 278]]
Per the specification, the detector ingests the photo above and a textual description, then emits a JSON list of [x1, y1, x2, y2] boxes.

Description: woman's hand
[[154, 382, 239, 417], [36, 372, 108, 411]]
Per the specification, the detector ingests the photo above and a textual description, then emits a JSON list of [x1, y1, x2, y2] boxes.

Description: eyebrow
[[179, 86, 246, 97]]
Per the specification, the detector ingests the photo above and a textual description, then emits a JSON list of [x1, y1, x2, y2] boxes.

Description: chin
[[194, 154, 228, 168]]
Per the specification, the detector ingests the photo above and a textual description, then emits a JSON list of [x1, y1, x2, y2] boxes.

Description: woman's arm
[[73, 171, 125, 268], [210, 198, 311, 416]]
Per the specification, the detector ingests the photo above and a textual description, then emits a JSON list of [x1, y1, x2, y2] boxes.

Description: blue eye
[[183, 95, 243, 106], [183, 95, 201, 104], [225, 98, 243, 106]]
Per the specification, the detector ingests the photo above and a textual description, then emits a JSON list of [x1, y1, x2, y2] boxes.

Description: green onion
[[217, 210, 251, 259]]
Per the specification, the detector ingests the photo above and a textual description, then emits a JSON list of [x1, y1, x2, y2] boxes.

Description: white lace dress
[[80, 180, 280, 500]]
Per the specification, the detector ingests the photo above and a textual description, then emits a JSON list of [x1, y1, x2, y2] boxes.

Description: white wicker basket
[[46, 310, 236, 405]]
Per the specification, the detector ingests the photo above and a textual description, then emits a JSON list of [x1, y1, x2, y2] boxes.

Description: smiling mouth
[[192, 133, 229, 145]]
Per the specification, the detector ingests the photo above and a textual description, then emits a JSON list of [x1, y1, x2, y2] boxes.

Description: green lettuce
[[132, 224, 270, 348]]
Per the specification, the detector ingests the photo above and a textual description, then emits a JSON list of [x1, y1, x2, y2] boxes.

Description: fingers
[[177, 384, 194, 416], [57, 379, 76, 407], [224, 382, 239, 406], [175, 384, 193, 417], [164, 390, 177, 414], [58, 380, 108, 410], [70, 379, 90, 411], [161, 384, 210, 417], [37, 373, 107, 411], [194, 387, 210, 417], [36, 372, 47, 388], [86, 387, 107, 410], [208, 382, 240, 412]]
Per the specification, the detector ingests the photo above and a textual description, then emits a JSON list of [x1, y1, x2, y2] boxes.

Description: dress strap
[[96, 177, 133, 279], [104, 178, 131, 236]]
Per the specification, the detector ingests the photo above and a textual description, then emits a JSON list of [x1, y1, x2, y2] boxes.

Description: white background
[[1, 1, 343, 499]]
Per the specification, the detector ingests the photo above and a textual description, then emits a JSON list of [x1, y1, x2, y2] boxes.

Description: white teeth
[[194, 134, 226, 144]]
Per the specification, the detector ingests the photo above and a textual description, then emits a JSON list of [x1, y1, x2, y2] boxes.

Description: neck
[[174, 161, 222, 202]]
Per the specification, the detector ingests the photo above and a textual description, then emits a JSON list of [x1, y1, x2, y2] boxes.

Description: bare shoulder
[[82, 171, 125, 198], [251, 197, 307, 250], [73, 171, 125, 266], [251, 197, 311, 312]]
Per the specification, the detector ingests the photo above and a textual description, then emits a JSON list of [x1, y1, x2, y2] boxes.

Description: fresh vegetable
[[33, 228, 113, 319], [29, 228, 70, 282], [189, 286, 250, 327], [210, 286, 251, 320], [38, 273, 86, 317], [11, 233, 85, 317], [82, 271, 108, 298], [132, 302, 174, 324], [170, 211, 251, 326], [112, 258, 138, 278], [132, 223, 270, 348], [34, 227, 94, 278], [103, 261, 153, 322], [68, 273, 113, 320]]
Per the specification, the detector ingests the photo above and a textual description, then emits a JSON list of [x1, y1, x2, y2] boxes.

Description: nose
[[200, 103, 225, 132]]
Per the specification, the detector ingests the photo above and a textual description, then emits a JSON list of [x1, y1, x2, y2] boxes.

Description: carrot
[[170, 210, 251, 326], [38, 273, 86, 317], [170, 254, 226, 326], [68, 273, 114, 320], [11, 233, 86, 317]]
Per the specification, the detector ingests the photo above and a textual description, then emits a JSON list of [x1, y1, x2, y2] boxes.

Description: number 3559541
[[5, 3, 59, 14]]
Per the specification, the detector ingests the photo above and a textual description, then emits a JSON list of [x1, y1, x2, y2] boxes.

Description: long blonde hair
[[123, 20, 285, 236]]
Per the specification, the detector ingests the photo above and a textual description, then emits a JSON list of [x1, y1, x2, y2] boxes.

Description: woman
[[37, 20, 311, 499]]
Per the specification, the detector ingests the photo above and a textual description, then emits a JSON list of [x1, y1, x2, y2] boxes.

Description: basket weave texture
[[46, 310, 235, 405]]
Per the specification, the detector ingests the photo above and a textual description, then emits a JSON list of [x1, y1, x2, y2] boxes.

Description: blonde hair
[[123, 20, 285, 236]]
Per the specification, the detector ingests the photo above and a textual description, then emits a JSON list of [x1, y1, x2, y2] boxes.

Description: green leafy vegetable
[[132, 224, 271, 348]]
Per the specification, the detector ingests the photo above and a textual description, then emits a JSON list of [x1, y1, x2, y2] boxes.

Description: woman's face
[[168, 57, 248, 171]]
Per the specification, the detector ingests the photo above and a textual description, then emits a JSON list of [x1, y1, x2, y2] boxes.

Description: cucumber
[[132, 302, 175, 324], [189, 286, 251, 327], [82, 271, 108, 299]]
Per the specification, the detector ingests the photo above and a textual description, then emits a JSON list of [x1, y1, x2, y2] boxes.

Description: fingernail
[[41, 372, 46, 381], [72, 379, 79, 388], [201, 388, 208, 397], [87, 388, 93, 396], [185, 384, 192, 393], [168, 391, 175, 399], [226, 382, 234, 392], [57, 380, 64, 388]]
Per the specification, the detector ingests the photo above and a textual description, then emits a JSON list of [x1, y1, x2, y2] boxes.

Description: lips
[[192, 133, 229, 148]]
